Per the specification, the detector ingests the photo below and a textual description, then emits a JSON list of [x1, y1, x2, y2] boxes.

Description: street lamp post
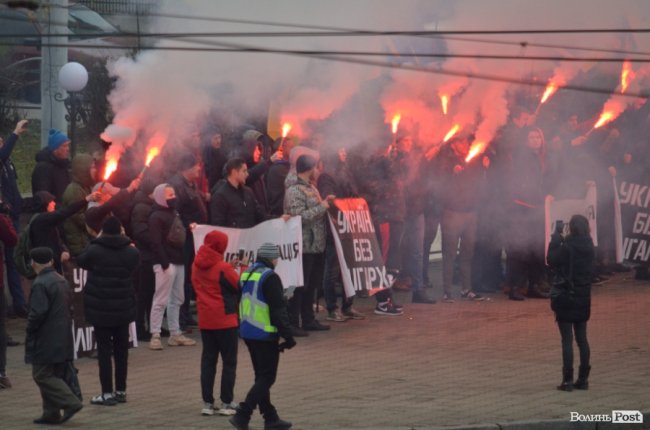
[[55, 62, 88, 156]]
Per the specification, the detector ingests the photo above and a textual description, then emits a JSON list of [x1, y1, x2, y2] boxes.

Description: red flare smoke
[[621, 60, 633, 93], [443, 124, 460, 143], [391, 114, 401, 134], [465, 141, 486, 163], [440, 94, 449, 115], [103, 158, 118, 181], [282, 122, 292, 139], [594, 111, 615, 129], [540, 82, 559, 104], [145, 147, 160, 167]]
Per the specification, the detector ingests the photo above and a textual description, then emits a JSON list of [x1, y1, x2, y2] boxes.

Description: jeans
[[322, 241, 352, 313], [401, 213, 424, 291], [32, 363, 82, 419], [422, 210, 441, 288], [441, 210, 477, 295], [200, 328, 238, 404], [289, 253, 324, 327], [558, 321, 590, 370], [240, 339, 280, 421], [385, 221, 404, 272], [94, 324, 130, 393], [4, 217, 25, 312], [150, 264, 185, 336]]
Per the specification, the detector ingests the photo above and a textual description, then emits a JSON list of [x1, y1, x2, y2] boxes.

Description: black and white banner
[[192, 217, 304, 289], [66, 265, 138, 359], [614, 173, 650, 264], [328, 198, 390, 298]]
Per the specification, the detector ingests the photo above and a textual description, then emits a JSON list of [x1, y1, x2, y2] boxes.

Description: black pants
[[32, 363, 82, 420], [289, 253, 324, 327], [558, 320, 590, 370], [0, 286, 6, 374], [200, 328, 238, 404], [94, 324, 130, 394], [241, 339, 280, 421], [136, 262, 155, 335]]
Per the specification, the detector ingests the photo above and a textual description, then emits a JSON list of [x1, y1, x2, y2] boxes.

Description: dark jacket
[[439, 147, 486, 213], [266, 160, 290, 217], [0, 132, 23, 219], [77, 234, 140, 327], [85, 189, 133, 236], [148, 204, 184, 267], [31, 199, 87, 272], [202, 144, 228, 192], [210, 180, 266, 228], [129, 190, 155, 262], [547, 233, 594, 322], [31, 148, 71, 204], [169, 172, 208, 227], [62, 154, 95, 256], [0, 214, 17, 290], [25, 267, 74, 364]]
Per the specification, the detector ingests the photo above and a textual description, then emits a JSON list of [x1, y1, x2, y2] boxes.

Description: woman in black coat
[[547, 214, 594, 392], [77, 216, 139, 406]]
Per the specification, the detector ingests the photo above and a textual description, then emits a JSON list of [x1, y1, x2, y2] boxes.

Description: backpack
[[166, 213, 186, 248], [14, 214, 39, 280]]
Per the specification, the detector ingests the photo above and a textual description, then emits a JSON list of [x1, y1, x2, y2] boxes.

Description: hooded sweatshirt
[[191, 230, 240, 330], [62, 154, 96, 256], [148, 184, 185, 267]]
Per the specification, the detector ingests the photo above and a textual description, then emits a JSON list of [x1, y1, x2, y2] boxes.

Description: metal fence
[[77, 0, 156, 15]]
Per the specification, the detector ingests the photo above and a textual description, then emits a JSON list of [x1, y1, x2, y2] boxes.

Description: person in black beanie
[[77, 216, 140, 405]]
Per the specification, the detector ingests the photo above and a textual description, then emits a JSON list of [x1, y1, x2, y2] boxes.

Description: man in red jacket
[[192, 230, 240, 416]]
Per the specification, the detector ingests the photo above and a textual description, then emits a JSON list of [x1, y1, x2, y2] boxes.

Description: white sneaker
[[217, 401, 237, 416], [168, 334, 196, 346], [202, 402, 215, 416], [149, 334, 163, 350]]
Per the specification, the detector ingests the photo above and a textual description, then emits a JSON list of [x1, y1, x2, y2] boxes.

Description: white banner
[[544, 181, 598, 259], [192, 217, 304, 289]]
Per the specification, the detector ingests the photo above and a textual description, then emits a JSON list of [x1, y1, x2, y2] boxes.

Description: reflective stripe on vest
[[239, 266, 278, 339]]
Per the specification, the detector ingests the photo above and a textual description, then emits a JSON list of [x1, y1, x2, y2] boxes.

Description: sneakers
[[149, 334, 163, 350], [326, 310, 347, 322], [229, 414, 251, 430], [387, 298, 403, 311], [374, 301, 403, 316], [113, 391, 127, 403], [61, 404, 83, 423], [341, 307, 365, 320], [264, 417, 293, 429], [303, 320, 330, 331], [202, 402, 215, 416], [218, 401, 238, 416], [0, 374, 12, 388], [91, 393, 118, 406], [460, 290, 484, 301], [168, 334, 197, 346], [442, 293, 455, 303]]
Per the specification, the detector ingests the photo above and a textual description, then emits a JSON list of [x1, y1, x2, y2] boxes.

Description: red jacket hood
[[194, 230, 228, 269]]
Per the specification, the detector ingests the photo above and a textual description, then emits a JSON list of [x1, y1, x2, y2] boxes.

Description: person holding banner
[[547, 215, 594, 392], [284, 154, 332, 333], [77, 216, 140, 406]]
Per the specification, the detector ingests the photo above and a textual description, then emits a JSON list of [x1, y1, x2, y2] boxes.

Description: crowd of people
[[0, 101, 647, 426]]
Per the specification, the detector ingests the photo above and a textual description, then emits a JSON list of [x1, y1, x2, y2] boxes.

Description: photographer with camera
[[547, 215, 594, 392], [1, 119, 28, 317]]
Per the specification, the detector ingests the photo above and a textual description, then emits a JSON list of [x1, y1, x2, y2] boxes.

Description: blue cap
[[48, 129, 70, 152]]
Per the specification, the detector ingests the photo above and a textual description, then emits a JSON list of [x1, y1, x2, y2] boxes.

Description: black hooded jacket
[[77, 234, 140, 327], [31, 148, 71, 203], [547, 233, 595, 322]]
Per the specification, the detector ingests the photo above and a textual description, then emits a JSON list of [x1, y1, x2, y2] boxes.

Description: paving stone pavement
[[1, 271, 649, 430]]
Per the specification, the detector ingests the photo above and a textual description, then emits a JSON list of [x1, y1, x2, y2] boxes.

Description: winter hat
[[289, 146, 319, 171], [47, 129, 70, 152], [257, 242, 280, 260], [101, 216, 122, 236], [152, 183, 171, 207], [296, 154, 317, 174], [204, 230, 228, 254], [30, 247, 53, 264], [177, 153, 198, 171], [33, 191, 56, 211], [242, 129, 263, 142]]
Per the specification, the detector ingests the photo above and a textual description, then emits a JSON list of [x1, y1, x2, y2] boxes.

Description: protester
[[31, 129, 72, 203], [192, 230, 240, 416], [202, 126, 228, 193], [266, 136, 295, 218], [77, 216, 139, 406], [148, 183, 196, 349], [284, 154, 332, 334], [0, 119, 29, 317], [229, 243, 295, 430], [25, 247, 83, 425], [0, 204, 17, 388], [547, 215, 594, 392], [62, 153, 98, 257], [210, 157, 266, 228]]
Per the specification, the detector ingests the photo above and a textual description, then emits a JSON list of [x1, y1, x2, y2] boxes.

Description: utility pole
[[39, 0, 68, 148]]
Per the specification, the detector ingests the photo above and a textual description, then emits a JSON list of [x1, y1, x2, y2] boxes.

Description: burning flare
[[145, 147, 160, 167], [281, 122, 292, 139], [540, 82, 559, 104], [391, 114, 401, 134], [443, 124, 460, 143], [465, 141, 486, 163], [440, 94, 449, 115], [103, 158, 118, 181], [594, 111, 615, 129], [620, 60, 633, 93]]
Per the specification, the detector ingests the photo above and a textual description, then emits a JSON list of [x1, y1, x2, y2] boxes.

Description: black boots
[[574, 365, 591, 390], [229, 404, 252, 430], [264, 417, 293, 430], [557, 367, 574, 391]]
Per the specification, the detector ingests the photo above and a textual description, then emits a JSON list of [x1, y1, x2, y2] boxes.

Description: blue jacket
[[0, 132, 23, 219]]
